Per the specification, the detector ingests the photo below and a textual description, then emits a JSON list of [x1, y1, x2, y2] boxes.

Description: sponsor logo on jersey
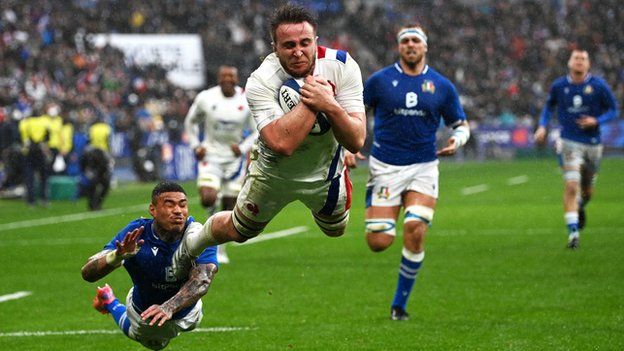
[[421, 80, 435, 93], [392, 80, 398, 87], [151, 247, 159, 256], [583, 85, 593, 95]]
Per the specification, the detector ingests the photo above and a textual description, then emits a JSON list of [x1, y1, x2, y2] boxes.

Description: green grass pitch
[[0, 158, 623, 350]]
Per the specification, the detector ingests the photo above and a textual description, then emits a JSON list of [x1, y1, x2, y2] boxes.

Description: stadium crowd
[[1, 0, 623, 188]]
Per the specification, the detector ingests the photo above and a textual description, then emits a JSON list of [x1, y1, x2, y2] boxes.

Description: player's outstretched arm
[[81, 227, 145, 282], [141, 263, 218, 327]]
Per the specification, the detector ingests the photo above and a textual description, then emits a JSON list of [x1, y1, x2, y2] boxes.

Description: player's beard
[[282, 50, 316, 78], [402, 51, 425, 69]]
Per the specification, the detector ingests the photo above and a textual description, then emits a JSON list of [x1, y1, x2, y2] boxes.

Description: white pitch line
[[234, 226, 309, 246], [461, 184, 489, 196], [0, 326, 252, 337], [0, 291, 32, 303], [507, 175, 529, 185], [0, 204, 147, 232], [434, 226, 624, 237]]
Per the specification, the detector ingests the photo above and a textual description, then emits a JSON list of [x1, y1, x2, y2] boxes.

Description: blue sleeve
[[441, 81, 467, 126], [597, 81, 619, 124], [539, 83, 557, 127], [363, 73, 378, 108], [104, 219, 146, 251], [195, 245, 218, 265]]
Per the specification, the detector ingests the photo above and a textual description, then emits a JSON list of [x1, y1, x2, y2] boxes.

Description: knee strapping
[[232, 207, 266, 238], [365, 218, 396, 236], [314, 211, 349, 235], [564, 169, 581, 182], [404, 205, 434, 225]]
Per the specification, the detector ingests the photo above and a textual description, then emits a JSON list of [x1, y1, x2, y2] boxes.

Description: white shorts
[[366, 156, 439, 207], [556, 138, 603, 174], [126, 288, 203, 350], [197, 157, 246, 197], [232, 162, 352, 237]]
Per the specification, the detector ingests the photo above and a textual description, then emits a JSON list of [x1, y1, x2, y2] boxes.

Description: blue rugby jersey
[[364, 63, 467, 165], [539, 75, 618, 145], [104, 217, 217, 319]]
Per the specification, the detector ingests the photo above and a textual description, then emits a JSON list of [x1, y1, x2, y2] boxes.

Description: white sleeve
[[184, 93, 206, 149], [335, 53, 365, 114], [245, 75, 284, 132]]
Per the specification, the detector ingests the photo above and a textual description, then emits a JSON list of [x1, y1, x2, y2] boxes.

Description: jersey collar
[[566, 73, 592, 84], [394, 62, 429, 76]]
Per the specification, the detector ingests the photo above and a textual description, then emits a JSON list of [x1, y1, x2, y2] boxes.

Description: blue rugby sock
[[107, 299, 131, 336], [391, 248, 424, 310]]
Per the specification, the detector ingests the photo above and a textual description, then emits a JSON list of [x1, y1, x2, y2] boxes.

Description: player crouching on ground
[[81, 181, 218, 350]]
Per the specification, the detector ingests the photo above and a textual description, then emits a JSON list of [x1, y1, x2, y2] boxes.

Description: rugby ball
[[278, 78, 331, 135]]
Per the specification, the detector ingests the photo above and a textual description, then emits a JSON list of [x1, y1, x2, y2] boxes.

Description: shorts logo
[[245, 202, 260, 216], [377, 186, 390, 199]]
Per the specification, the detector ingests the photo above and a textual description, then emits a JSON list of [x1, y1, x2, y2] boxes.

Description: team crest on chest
[[583, 85, 593, 95], [421, 80, 435, 93]]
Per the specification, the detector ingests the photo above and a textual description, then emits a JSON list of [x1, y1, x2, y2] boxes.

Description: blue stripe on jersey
[[319, 175, 341, 215], [227, 157, 245, 181], [336, 50, 347, 63], [326, 146, 342, 181], [365, 186, 372, 208]]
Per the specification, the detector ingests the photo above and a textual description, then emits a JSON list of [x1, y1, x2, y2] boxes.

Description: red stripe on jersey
[[317, 46, 327, 59], [344, 166, 352, 210]]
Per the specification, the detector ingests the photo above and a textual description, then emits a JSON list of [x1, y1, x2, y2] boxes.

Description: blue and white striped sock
[[107, 299, 131, 336], [391, 248, 424, 310]]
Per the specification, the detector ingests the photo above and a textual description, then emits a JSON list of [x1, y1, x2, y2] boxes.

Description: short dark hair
[[151, 181, 186, 204], [269, 3, 317, 42]]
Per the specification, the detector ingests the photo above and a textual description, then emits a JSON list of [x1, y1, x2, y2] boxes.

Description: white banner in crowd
[[91, 34, 205, 89]]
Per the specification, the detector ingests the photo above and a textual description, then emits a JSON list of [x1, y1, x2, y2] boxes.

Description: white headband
[[397, 27, 428, 46]]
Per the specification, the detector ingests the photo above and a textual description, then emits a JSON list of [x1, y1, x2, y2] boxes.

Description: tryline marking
[[0, 326, 253, 337], [234, 226, 309, 246], [461, 184, 489, 196], [0, 204, 148, 232], [507, 175, 529, 185], [0, 291, 32, 303]]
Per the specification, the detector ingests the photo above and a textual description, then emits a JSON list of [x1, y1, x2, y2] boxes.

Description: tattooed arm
[[140, 263, 218, 326], [81, 227, 145, 282]]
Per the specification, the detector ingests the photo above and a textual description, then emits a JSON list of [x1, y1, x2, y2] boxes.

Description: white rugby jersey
[[245, 46, 365, 182], [184, 85, 256, 163]]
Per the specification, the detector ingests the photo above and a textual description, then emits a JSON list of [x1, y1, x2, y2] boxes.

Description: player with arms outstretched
[[184, 65, 257, 263], [81, 181, 218, 350], [534, 49, 619, 249], [171, 4, 366, 276], [347, 24, 470, 320]]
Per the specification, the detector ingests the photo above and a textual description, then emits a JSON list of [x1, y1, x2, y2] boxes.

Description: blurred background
[[0, 0, 622, 200]]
